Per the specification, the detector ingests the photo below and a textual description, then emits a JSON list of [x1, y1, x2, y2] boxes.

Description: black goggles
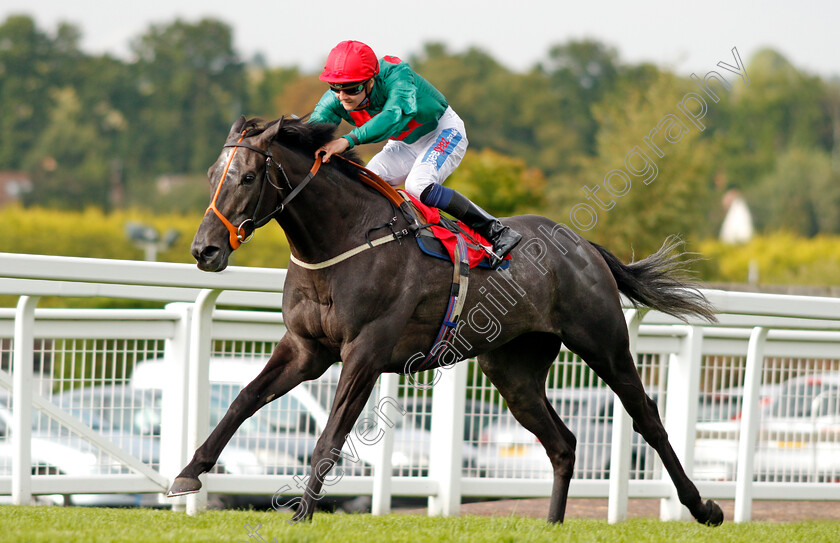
[[329, 80, 368, 95]]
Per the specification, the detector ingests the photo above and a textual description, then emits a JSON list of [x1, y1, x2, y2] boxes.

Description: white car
[[1, 387, 270, 507], [0, 391, 144, 506], [694, 373, 840, 482], [474, 387, 658, 480], [130, 359, 477, 479]]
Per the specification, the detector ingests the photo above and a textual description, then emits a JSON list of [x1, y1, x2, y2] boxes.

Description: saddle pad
[[400, 190, 511, 270]]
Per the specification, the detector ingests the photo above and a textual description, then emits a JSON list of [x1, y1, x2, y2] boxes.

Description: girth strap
[[414, 233, 471, 372]]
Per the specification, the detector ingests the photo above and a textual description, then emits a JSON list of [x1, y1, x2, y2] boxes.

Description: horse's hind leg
[[562, 317, 724, 526], [478, 333, 577, 523], [168, 334, 333, 496]]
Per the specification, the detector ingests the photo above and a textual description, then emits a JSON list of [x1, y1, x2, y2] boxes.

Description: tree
[[747, 148, 840, 235], [445, 149, 547, 217], [24, 87, 110, 208], [0, 16, 71, 169], [552, 72, 718, 258], [411, 44, 555, 167], [247, 65, 301, 118], [128, 19, 247, 176], [715, 48, 831, 191], [539, 40, 621, 158]]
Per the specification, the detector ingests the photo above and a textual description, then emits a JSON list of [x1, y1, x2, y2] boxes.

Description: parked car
[[52, 384, 299, 507], [1, 386, 270, 507], [303, 365, 483, 473], [129, 358, 480, 510], [394, 396, 502, 445], [0, 390, 155, 506], [474, 387, 657, 480], [694, 372, 840, 482], [697, 384, 784, 425], [56, 384, 314, 475]]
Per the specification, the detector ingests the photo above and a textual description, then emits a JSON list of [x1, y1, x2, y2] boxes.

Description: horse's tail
[[592, 235, 718, 323]]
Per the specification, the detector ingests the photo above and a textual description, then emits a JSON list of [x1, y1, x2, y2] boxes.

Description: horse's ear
[[228, 116, 247, 138], [256, 118, 284, 145]]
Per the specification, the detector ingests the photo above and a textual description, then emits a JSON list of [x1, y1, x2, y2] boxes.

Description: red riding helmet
[[320, 40, 379, 83]]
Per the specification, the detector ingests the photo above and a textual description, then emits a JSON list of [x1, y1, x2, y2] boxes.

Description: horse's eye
[[242, 173, 256, 185]]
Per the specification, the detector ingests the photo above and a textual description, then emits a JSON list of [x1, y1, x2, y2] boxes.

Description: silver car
[[475, 387, 656, 480], [695, 372, 840, 482]]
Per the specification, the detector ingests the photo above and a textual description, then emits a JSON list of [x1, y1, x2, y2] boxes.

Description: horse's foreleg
[[168, 335, 331, 497], [290, 361, 379, 523]]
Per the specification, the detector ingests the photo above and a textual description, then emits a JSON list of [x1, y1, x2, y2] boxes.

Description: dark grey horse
[[169, 116, 723, 526]]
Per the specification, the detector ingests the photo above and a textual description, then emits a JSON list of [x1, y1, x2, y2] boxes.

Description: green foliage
[[247, 65, 302, 118], [0, 16, 81, 169], [445, 149, 547, 217], [553, 73, 718, 259], [746, 148, 840, 235], [714, 49, 833, 190], [23, 87, 110, 208], [128, 18, 247, 176], [0, 204, 291, 267], [699, 233, 840, 286], [0, 16, 248, 212]]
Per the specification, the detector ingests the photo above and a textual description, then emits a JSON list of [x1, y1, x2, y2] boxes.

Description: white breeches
[[365, 106, 469, 199]]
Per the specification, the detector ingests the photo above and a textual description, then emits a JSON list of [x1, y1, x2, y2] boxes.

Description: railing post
[[185, 289, 221, 516], [734, 326, 768, 522], [608, 308, 643, 523], [12, 295, 39, 505], [660, 325, 703, 520], [371, 372, 400, 515], [160, 302, 193, 512], [428, 361, 467, 516]]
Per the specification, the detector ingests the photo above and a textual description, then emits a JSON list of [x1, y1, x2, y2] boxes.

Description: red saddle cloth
[[400, 190, 510, 269]]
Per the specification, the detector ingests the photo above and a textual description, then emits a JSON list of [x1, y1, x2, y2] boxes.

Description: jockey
[[310, 40, 522, 269]]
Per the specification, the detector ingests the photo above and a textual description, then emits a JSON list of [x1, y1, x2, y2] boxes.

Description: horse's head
[[192, 116, 285, 271]]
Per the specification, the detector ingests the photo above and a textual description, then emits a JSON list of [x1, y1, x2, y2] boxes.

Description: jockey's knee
[[405, 165, 440, 200], [367, 155, 407, 188]]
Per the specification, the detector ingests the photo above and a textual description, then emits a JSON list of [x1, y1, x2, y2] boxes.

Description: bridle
[[205, 131, 321, 250]]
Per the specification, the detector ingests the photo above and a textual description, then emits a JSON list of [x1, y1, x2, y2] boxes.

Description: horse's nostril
[[198, 246, 220, 262]]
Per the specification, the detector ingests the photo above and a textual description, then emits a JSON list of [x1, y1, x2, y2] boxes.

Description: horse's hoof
[[289, 510, 312, 524], [167, 477, 202, 497], [697, 499, 724, 527]]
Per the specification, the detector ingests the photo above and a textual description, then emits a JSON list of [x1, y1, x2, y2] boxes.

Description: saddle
[[398, 191, 511, 271]]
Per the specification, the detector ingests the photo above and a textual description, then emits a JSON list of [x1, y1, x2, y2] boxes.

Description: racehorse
[[168, 115, 724, 526]]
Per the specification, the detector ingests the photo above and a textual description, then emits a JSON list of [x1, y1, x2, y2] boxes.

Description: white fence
[[1, 252, 839, 523]]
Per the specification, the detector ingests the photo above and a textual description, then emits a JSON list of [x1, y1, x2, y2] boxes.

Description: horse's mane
[[240, 116, 363, 174]]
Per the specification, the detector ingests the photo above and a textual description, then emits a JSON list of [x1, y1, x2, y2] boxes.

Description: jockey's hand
[[316, 138, 350, 163]]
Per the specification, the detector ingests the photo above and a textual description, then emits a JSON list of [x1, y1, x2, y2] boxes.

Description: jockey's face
[[334, 79, 373, 111]]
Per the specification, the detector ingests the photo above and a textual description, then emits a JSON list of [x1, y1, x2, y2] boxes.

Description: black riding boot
[[441, 191, 523, 268]]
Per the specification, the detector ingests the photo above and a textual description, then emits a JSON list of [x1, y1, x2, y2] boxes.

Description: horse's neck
[[276, 150, 396, 265]]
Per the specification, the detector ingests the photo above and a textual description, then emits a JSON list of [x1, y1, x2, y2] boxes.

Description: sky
[[2, 0, 839, 79]]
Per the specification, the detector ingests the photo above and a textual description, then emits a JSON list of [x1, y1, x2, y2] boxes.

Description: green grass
[[1, 506, 838, 543]]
